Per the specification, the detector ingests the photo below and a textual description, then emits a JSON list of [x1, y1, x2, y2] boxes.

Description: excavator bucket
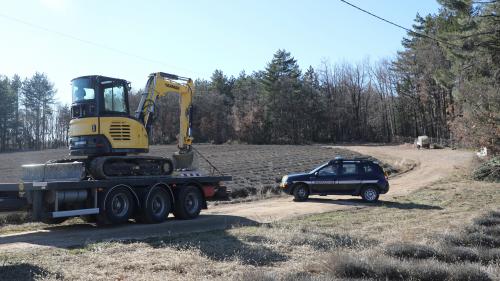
[[172, 150, 197, 171], [22, 162, 86, 182]]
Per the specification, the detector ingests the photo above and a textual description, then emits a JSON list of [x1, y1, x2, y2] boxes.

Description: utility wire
[[0, 13, 201, 76], [339, 0, 460, 47]]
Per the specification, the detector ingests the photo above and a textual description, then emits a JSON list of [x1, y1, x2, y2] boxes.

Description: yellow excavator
[[26, 72, 197, 181]]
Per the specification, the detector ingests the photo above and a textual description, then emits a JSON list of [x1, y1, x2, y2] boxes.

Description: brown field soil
[[0, 144, 364, 196], [1, 144, 497, 281]]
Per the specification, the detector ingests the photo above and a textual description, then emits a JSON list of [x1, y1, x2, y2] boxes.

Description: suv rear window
[[361, 164, 374, 174], [360, 163, 384, 175]]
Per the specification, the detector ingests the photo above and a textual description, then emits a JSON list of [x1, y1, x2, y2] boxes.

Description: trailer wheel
[[139, 187, 172, 223], [173, 185, 202, 220], [100, 186, 135, 224]]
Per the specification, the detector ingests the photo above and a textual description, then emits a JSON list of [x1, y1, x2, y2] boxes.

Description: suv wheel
[[361, 186, 379, 203], [293, 184, 309, 202]]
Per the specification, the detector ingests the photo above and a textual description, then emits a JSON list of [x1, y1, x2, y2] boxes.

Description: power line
[[0, 13, 202, 76], [338, 0, 460, 47]]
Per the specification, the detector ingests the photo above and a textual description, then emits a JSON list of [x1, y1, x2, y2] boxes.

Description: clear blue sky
[[0, 0, 441, 104]]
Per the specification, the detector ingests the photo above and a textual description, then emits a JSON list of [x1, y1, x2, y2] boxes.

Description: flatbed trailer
[[0, 174, 231, 225]]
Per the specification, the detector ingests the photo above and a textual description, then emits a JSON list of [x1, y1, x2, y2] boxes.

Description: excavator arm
[[135, 72, 195, 169]]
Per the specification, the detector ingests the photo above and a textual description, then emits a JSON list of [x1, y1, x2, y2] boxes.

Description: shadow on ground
[[306, 197, 442, 210], [0, 214, 261, 250], [0, 263, 58, 281]]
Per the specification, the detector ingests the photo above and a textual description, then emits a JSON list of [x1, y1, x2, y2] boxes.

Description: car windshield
[[72, 78, 95, 102], [310, 163, 328, 174]]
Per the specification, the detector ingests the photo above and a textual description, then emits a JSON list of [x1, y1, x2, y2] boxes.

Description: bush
[[385, 242, 438, 259], [473, 211, 500, 227], [438, 246, 479, 263], [443, 232, 500, 248], [472, 156, 500, 182], [321, 252, 491, 281], [408, 261, 449, 281], [447, 264, 492, 281], [466, 225, 500, 238], [323, 253, 375, 279], [478, 248, 500, 264]]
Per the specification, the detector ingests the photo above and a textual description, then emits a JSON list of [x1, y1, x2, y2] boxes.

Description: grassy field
[[1, 165, 498, 280]]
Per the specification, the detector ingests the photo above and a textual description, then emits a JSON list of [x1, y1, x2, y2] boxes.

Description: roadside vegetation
[[1, 165, 498, 281], [473, 156, 500, 183]]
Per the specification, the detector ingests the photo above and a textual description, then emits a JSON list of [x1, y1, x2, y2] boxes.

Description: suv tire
[[293, 184, 309, 202], [361, 186, 379, 203]]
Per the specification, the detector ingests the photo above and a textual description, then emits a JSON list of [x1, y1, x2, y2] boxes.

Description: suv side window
[[361, 164, 374, 174], [341, 163, 358, 175], [318, 164, 338, 176]]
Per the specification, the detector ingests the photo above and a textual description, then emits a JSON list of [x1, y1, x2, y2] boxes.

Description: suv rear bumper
[[379, 181, 390, 194]]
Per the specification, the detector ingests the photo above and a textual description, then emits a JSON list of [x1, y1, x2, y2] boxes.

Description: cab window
[[72, 78, 95, 102], [318, 164, 338, 176], [341, 163, 358, 175], [103, 83, 127, 114]]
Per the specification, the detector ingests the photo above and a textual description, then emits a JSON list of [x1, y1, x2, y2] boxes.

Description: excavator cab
[[71, 75, 130, 119], [69, 76, 149, 156]]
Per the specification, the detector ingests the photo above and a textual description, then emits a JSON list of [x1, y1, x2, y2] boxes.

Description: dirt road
[[0, 145, 472, 251]]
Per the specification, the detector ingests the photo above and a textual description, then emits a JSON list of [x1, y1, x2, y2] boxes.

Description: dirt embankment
[[0, 144, 473, 251]]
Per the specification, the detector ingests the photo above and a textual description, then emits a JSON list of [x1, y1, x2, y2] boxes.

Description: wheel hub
[[185, 193, 198, 213], [152, 195, 165, 215], [365, 189, 376, 201], [298, 187, 306, 197], [111, 194, 129, 217]]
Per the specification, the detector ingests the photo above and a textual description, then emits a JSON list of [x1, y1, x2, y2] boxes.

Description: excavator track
[[88, 156, 174, 180]]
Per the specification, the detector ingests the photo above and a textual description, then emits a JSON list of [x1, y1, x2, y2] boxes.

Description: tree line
[[146, 0, 497, 153], [0, 73, 71, 152], [1, 0, 497, 153]]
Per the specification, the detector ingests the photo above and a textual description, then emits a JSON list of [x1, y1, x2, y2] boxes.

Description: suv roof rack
[[353, 156, 372, 160], [330, 156, 374, 163]]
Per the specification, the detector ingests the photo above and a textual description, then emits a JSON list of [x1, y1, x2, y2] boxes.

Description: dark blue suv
[[279, 157, 389, 202]]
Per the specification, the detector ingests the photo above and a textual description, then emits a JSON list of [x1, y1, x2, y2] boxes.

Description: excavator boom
[[135, 72, 194, 151], [135, 72, 196, 169]]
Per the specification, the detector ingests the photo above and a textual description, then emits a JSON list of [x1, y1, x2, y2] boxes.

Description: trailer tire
[[139, 187, 172, 224], [99, 186, 135, 225], [173, 185, 202, 220]]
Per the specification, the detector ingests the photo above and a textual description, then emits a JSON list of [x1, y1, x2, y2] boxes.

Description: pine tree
[[263, 49, 302, 143], [22, 73, 56, 150]]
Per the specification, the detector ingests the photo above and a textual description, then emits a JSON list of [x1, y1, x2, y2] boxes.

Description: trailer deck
[[0, 174, 232, 224], [0, 175, 231, 192]]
